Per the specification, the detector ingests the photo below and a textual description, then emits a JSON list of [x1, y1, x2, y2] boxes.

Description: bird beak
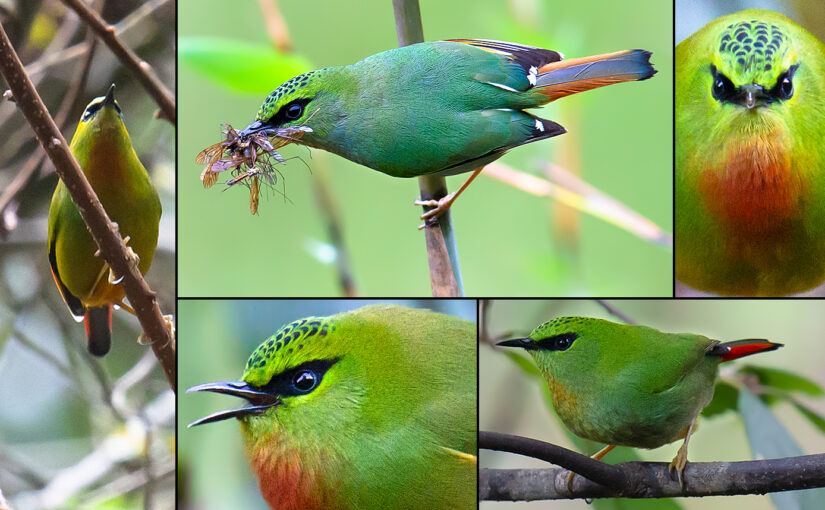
[[187, 380, 281, 427], [740, 83, 765, 110], [241, 120, 267, 136], [103, 84, 116, 107], [496, 338, 533, 349]]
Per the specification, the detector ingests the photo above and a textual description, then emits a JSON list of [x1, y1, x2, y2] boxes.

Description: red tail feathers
[[713, 339, 782, 362]]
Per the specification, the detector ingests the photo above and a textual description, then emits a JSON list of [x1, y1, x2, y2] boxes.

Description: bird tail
[[84, 306, 112, 357], [710, 339, 783, 362], [534, 49, 656, 102]]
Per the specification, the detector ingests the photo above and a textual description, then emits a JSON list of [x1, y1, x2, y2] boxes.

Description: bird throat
[[246, 438, 339, 510], [698, 125, 803, 244]]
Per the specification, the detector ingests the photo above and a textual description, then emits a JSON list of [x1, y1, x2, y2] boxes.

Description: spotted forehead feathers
[[257, 70, 323, 121], [243, 316, 337, 382], [533, 316, 591, 336], [718, 20, 789, 81]]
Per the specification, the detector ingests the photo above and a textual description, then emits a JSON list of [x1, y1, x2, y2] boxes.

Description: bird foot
[[106, 236, 140, 284], [137, 315, 175, 346], [566, 469, 579, 493], [669, 446, 688, 489], [414, 192, 457, 230]]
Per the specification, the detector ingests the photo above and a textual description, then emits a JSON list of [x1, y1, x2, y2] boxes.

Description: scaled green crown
[[256, 70, 323, 121], [243, 316, 337, 385], [718, 20, 789, 84]]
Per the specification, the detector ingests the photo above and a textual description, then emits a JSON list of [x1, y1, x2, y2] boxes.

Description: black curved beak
[[103, 83, 116, 107], [496, 338, 534, 350], [187, 380, 281, 427], [739, 83, 767, 109]]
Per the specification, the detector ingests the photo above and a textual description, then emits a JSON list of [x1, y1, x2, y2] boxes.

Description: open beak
[[496, 338, 532, 349], [187, 380, 281, 427]]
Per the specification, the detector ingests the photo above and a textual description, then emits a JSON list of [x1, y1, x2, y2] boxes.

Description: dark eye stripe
[[256, 358, 340, 397]]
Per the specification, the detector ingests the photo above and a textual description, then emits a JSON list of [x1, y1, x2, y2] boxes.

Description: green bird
[[188, 304, 477, 510], [676, 9, 825, 296], [48, 85, 161, 356], [239, 39, 655, 225], [497, 316, 782, 486]]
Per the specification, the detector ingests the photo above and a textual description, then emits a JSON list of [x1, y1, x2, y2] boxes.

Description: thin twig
[[0, 21, 176, 391], [391, 0, 463, 296], [258, 0, 292, 52], [0, 36, 97, 222], [485, 161, 673, 249], [480, 431, 627, 491], [59, 0, 175, 123], [594, 299, 637, 324]]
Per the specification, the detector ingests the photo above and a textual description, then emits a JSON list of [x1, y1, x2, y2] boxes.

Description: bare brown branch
[[59, 0, 176, 123]]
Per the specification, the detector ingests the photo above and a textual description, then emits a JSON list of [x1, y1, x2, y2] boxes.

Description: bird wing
[[445, 39, 563, 74], [47, 207, 86, 319]]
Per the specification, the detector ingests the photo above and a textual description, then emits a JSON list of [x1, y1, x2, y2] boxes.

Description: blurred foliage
[[178, 0, 673, 297], [178, 299, 476, 510], [0, 0, 175, 508], [480, 299, 825, 510]]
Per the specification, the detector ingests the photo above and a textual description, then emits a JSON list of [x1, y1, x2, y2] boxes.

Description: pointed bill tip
[[496, 338, 531, 348], [104, 84, 116, 106]]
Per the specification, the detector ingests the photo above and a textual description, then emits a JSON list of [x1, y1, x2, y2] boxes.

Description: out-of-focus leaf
[[179, 37, 313, 94], [702, 381, 739, 418], [791, 401, 825, 435], [739, 389, 825, 510], [740, 365, 825, 397], [502, 350, 540, 377]]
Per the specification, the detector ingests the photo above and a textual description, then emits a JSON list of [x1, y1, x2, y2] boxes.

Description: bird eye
[[555, 337, 571, 350], [291, 370, 318, 393], [285, 103, 304, 120], [710, 66, 736, 102]]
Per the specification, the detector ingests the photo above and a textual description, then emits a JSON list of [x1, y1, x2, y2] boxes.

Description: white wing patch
[[527, 65, 538, 86], [486, 82, 519, 93], [535, 119, 545, 132]]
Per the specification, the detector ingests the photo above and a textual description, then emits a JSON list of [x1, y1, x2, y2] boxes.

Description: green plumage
[[676, 10, 825, 295], [189, 304, 476, 510], [498, 316, 781, 484], [243, 39, 655, 178]]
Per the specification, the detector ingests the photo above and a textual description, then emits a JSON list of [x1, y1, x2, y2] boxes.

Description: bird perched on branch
[[676, 9, 825, 295], [498, 316, 782, 488], [238, 39, 656, 227], [48, 84, 161, 356], [188, 304, 477, 510]]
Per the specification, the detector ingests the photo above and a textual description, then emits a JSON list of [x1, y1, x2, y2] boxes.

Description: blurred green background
[[675, 0, 825, 297], [178, 0, 673, 297], [0, 1, 175, 507], [178, 299, 477, 510], [481, 299, 825, 509]]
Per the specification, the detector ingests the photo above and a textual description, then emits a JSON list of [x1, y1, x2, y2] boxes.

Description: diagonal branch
[[0, 21, 176, 391], [59, 0, 176, 124], [480, 431, 825, 499]]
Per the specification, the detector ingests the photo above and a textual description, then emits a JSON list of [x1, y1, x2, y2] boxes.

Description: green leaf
[[791, 401, 825, 435], [738, 389, 825, 509], [179, 37, 313, 94], [702, 381, 739, 418], [740, 365, 825, 396], [502, 350, 540, 377]]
